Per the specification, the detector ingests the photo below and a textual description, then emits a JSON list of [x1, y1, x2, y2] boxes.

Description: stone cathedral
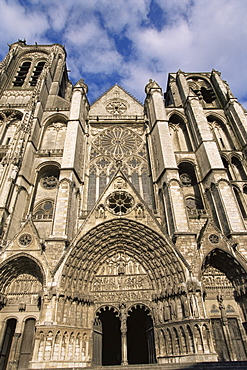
[[0, 40, 247, 370]]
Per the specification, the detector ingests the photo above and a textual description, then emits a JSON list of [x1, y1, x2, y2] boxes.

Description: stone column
[[217, 294, 236, 361], [120, 304, 128, 365], [7, 332, 21, 370]]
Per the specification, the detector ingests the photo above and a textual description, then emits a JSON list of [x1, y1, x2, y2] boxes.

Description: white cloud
[[0, 0, 246, 107], [0, 0, 48, 42]]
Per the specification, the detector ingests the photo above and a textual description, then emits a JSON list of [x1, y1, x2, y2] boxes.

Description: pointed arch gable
[[0, 253, 45, 291], [60, 219, 187, 294], [201, 247, 247, 283]]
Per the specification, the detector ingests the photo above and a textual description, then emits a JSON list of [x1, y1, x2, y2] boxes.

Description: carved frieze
[[92, 253, 152, 304]]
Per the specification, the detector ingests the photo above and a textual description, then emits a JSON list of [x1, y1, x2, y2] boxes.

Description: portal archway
[[93, 307, 121, 366], [127, 305, 156, 364], [201, 248, 247, 361]]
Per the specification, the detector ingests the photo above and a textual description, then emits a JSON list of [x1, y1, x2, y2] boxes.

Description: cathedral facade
[[0, 41, 247, 369]]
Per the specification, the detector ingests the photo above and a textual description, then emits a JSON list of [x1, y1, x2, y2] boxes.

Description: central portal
[[93, 306, 156, 366]]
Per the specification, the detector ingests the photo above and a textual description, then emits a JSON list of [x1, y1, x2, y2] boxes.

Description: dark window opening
[[13, 62, 31, 86], [201, 87, 216, 104], [18, 318, 36, 370], [234, 188, 247, 218], [30, 61, 45, 86], [219, 138, 225, 149], [58, 70, 67, 98], [221, 157, 232, 180]]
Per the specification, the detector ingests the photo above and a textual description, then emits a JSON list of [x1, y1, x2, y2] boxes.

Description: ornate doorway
[[93, 307, 121, 366], [127, 306, 156, 364], [202, 251, 247, 361]]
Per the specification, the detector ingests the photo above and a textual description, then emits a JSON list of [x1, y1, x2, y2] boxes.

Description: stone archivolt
[[61, 219, 186, 296]]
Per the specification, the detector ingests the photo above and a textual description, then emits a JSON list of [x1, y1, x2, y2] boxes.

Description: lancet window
[[233, 187, 247, 219], [40, 120, 67, 151], [0, 111, 23, 147], [30, 61, 45, 86], [31, 164, 59, 225], [13, 56, 47, 88], [231, 156, 247, 181], [13, 61, 31, 86], [207, 116, 236, 151], [168, 114, 192, 152], [187, 77, 218, 107], [178, 162, 204, 217]]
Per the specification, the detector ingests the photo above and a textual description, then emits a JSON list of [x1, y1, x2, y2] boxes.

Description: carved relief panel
[[5, 273, 42, 306], [91, 253, 152, 304]]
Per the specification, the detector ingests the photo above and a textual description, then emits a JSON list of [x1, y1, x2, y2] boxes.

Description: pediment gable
[[4, 218, 42, 252], [197, 219, 232, 254], [73, 169, 163, 244], [89, 85, 144, 119]]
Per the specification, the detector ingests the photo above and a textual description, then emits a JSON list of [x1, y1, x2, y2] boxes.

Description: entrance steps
[[36, 361, 247, 370]]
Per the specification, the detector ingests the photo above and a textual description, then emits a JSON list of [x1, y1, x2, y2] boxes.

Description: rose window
[[106, 191, 134, 215], [18, 233, 32, 247], [209, 234, 219, 244], [92, 127, 143, 159]]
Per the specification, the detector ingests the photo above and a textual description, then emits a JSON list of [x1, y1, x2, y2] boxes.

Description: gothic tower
[[0, 41, 247, 369]]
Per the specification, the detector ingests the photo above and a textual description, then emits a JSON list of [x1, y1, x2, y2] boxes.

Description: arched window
[[187, 77, 217, 107], [13, 61, 31, 86], [40, 121, 67, 151], [1, 123, 17, 146], [0, 319, 17, 369], [29, 165, 59, 235], [18, 318, 36, 369], [33, 199, 54, 220], [207, 116, 235, 150], [231, 157, 247, 181], [221, 156, 233, 180], [85, 126, 154, 213], [178, 162, 204, 216], [169, 114, 192, 152], [233, 187, 247, 218], [30, 61, 45, 86]]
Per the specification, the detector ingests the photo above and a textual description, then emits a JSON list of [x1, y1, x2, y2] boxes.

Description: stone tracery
[[92, 126, 143, 160]]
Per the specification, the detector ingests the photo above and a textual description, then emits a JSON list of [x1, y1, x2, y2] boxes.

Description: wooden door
[[211, 318, 230, 361], [18, 318, 36, 369], [0, 319, 16, 370], [93, 317, 102, 366]]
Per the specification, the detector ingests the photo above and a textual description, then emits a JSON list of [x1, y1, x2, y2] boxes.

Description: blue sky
[[0, 0, 247, 107]]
